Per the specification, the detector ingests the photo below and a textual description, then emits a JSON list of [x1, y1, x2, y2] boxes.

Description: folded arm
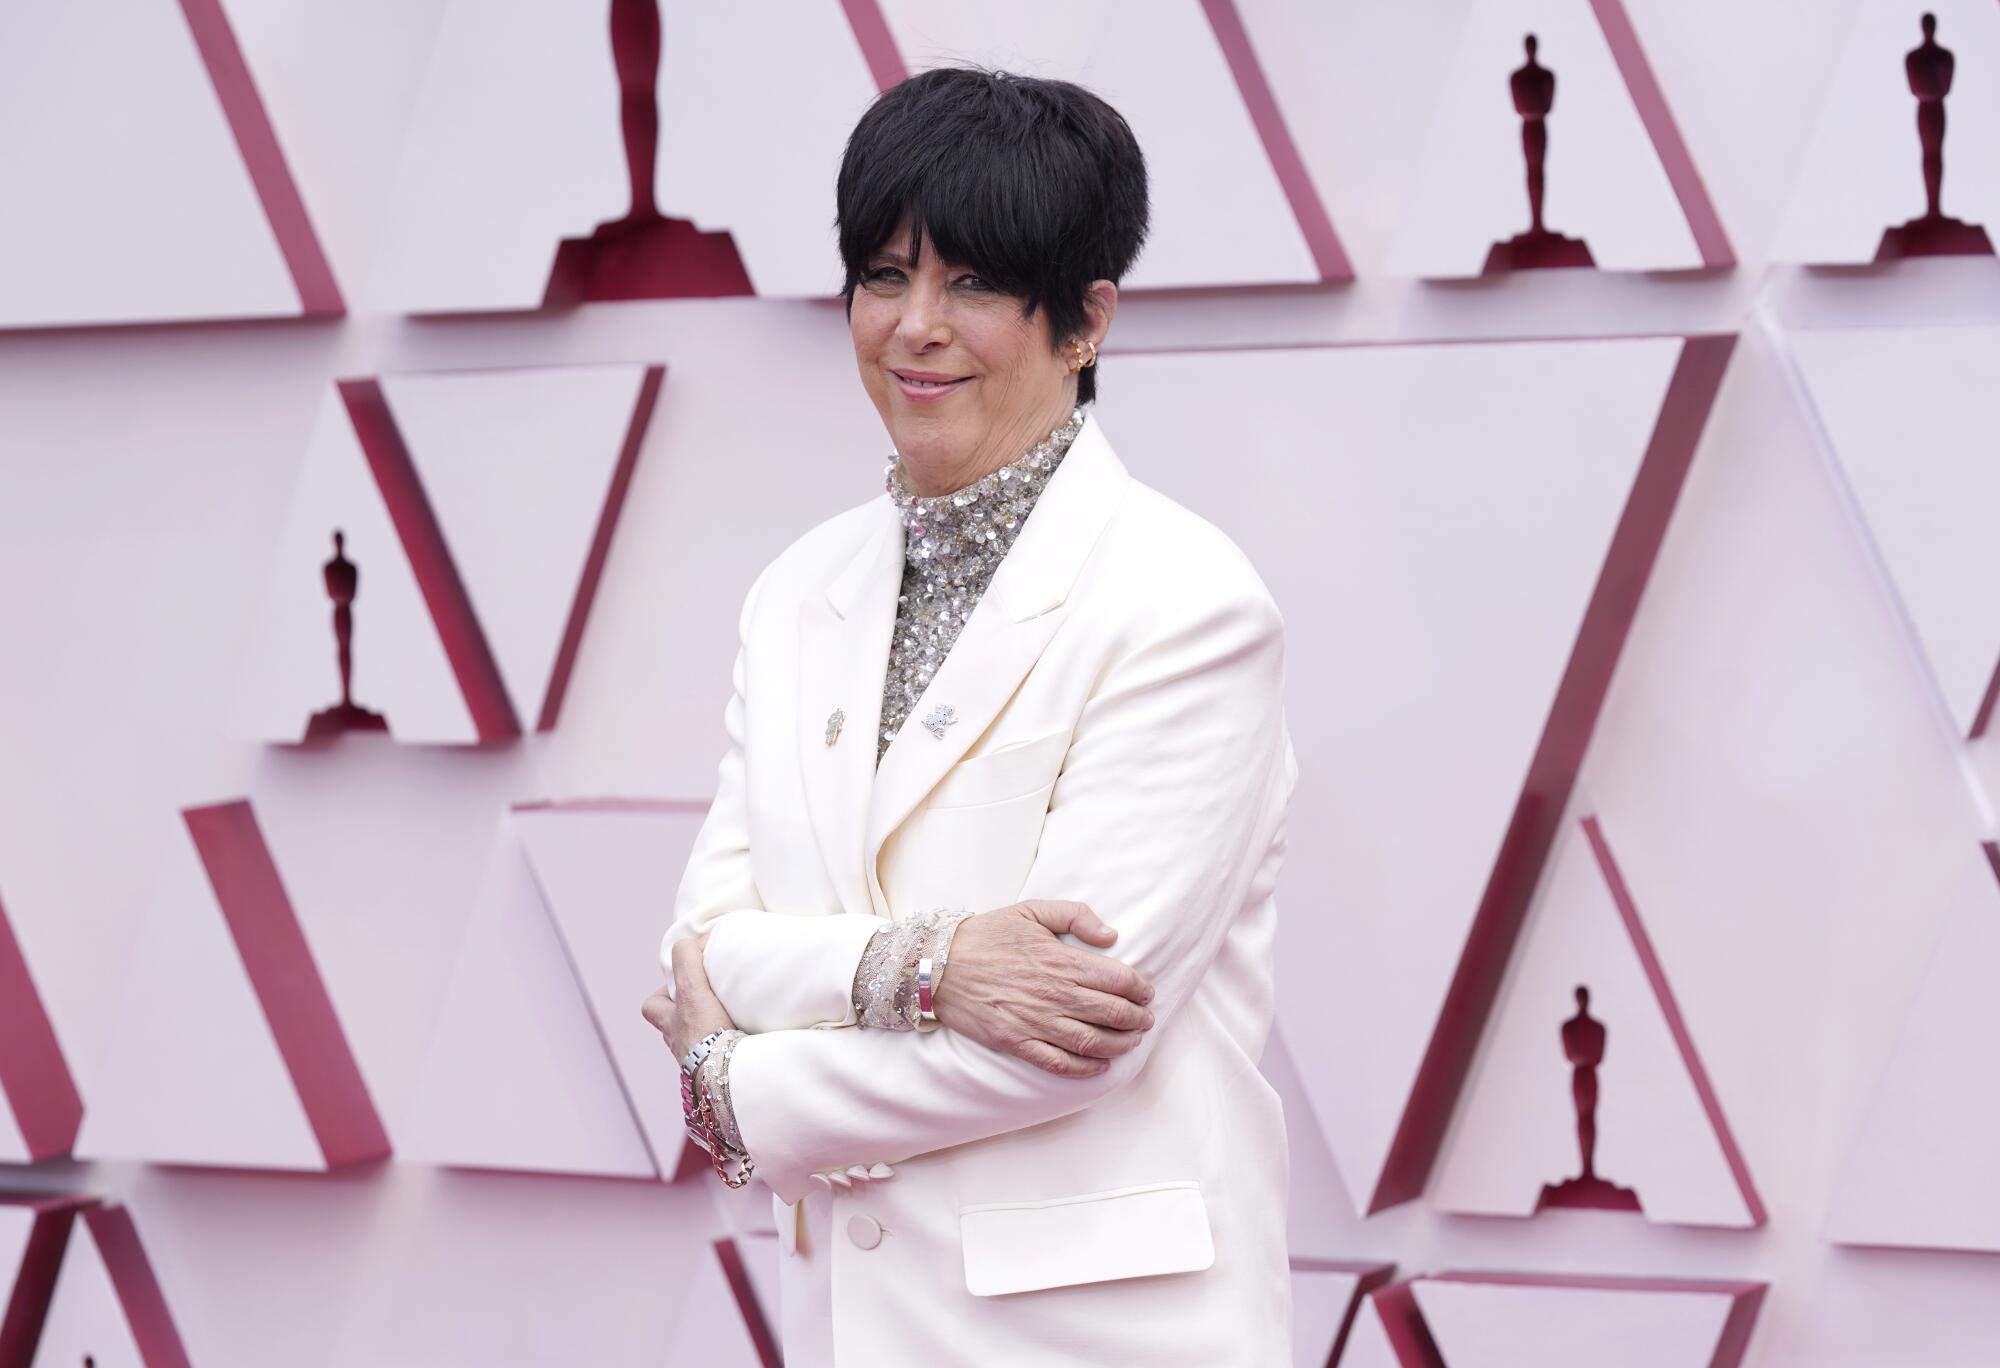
[[723, 582, 1295, 1203], [659, 563, 899, 1034]]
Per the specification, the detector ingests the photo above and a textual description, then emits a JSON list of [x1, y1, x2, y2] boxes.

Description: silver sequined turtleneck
[[875, 406, 1084, 761]]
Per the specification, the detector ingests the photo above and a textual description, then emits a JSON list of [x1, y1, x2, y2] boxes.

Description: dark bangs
[[835, 66, 1149, 402]]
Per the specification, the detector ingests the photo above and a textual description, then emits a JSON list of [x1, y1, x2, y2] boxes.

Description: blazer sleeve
[[658, 563, 889, 1034], [722, 575, 1296, 1204]]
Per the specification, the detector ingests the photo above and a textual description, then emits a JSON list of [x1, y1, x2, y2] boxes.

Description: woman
[[643, 67, 1296, 1366]]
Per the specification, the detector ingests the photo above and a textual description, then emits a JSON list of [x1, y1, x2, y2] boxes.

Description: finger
[[670, 937, 711, 1002], [640, 988, 675, 1034], [1020, 899, 1114, 944], [1062, 949, 1155, 1005], [1062, 985, 1156, 1033], [1012, 1037, 1109, 1079], [1042, 1014, 1146, 1061], [1060, 902, 1119, 947]]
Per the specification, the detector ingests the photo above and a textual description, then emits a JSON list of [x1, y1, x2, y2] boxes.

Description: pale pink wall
[[4, 1, 2000, 1365]]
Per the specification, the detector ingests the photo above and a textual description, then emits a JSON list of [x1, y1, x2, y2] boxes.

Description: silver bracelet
[[917, 912, 967, 1024]]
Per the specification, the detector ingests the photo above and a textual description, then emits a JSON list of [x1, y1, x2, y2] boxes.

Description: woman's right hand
[[933, 899, 1157, 1077]]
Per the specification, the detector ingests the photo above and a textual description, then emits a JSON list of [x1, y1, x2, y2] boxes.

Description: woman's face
[[850, 224, 1080, 497]]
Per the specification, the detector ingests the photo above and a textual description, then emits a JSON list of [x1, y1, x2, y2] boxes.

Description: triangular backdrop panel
[[381, 364, 662, 734], [368, 0, 627, 312], [1291, 1259, 1395, 1368], [31, 1206, 191, 1368], [876, 0, 1342, 285], [1774, 0, 2000, 265], [513, 801, 712, 1177], [0, 0, 336, 327], [655, 2, 896, 296], [1338, 1286, 1437, 1368], [371, 0, 880, 308], [1825, 842, 2000, 1251], [664, 1235, 782, 1368], [0, 894, 82, 1162], [399, 811, 656, 1178], [1791, 325, 2000, 740], [1096, 334, 1731, 1215], [228, 385, 485, 745], [1261, 1026, 1364, 1253], [1389, 0, 1726, 276], [1433, 815, 1762, 1227], [1411, 1273, 1765, 1368], [76, 801, 387, 1170]]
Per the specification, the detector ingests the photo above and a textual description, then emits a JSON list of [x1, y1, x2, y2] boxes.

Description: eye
[[863, 265, 906, 286], [953, 273, 993, 291]]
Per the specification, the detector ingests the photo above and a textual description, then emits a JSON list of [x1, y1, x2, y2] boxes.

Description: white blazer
[[661, 410, 1297, 1366]]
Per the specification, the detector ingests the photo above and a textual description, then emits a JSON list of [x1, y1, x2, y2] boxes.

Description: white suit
[[661, 410, 1297, 1366]]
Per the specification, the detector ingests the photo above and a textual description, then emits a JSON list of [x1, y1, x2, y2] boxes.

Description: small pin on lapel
[[920, 703, 958, 740], [824, 707, 846, 746]]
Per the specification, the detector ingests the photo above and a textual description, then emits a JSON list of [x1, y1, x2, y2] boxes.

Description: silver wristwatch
[[679, 1028, 728, 1078]]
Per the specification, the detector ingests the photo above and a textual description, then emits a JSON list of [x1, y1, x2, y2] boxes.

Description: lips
[[891, 369, 972, 401]]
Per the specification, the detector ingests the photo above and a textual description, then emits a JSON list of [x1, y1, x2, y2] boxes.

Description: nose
[[895, 284, 950, 352]]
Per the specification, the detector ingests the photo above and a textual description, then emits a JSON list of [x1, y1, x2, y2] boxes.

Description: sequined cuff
[[850, 908, 971, 1030], [698, 1029, 748, 1154]]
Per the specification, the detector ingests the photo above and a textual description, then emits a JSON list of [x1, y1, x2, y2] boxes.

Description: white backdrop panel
[[0, 0, 300, 327], [1095, 337, 1681, 1213], [1774, 0, 2000, 265], [1389, 0, 1701, 275]]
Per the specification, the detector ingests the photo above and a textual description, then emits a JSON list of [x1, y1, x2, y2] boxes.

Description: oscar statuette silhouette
[[1483, 34, 1596, 273], [1876, 13, 1993, 260], [544, 0, 755, 303], [1538, 985, 1642, 1212], [304, 530, 389, 740]]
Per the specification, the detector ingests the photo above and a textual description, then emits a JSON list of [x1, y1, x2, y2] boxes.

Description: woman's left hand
[[641, 931, 738, 1061]]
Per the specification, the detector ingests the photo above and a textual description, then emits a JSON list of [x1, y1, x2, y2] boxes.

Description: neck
[[899, 393, 1080, 497]]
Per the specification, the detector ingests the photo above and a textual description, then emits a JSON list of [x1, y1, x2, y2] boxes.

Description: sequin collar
[[882, 406, 1085, 558], [874, 406, 1085, 759]]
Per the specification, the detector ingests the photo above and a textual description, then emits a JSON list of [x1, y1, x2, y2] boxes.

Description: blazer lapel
[[863, 413, 1131, 913], [797, 501, 903, 920]]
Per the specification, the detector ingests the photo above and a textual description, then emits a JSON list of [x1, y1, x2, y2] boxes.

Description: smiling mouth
[[892, 370, 972, 394]]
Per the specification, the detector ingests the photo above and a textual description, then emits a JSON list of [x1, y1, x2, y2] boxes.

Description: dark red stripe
[[175, 0, 344, 314], [1586, 814, 1767, 1223], [0, 1197, 88, 1367], [1371, 1281, 1446, 1368], [540, 365, 664, 731], [713, 1237, 782, 1368], [339, 378, 519, 741], [183, 800, 389, 1167], [839, 0, 909, 93], [0, 896, 82, 1160], [1370, 333, 1738, 1212], [1199, 0, 1353, 281], [86, 1205, 193, 1368], [1589, 0, 1733, 268]]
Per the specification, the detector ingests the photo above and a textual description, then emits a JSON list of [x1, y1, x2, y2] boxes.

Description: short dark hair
[[835, 66, 1149, 405]]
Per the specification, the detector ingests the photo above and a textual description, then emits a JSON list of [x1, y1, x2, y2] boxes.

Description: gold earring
[[1080, 339, 1098, 369]]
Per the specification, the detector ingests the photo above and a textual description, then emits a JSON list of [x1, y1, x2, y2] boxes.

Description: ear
[[1078, 279, 1119, 351]]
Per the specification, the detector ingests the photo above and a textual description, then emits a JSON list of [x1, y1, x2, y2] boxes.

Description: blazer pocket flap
[[924, 727, 1071, 810], [958, 1180, 1214, 1297]]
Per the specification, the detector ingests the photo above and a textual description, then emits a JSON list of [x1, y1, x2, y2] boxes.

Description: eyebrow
[[869, 247, 912, 266]]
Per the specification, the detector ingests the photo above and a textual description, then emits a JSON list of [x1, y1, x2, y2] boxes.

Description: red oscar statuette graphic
[[1876, 12, 1993, 261], [544, 0, 755, 303], [304, 529, 388, 740], [1538, 984, 1642, 1212], [1484, 33, 1595, 273]]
